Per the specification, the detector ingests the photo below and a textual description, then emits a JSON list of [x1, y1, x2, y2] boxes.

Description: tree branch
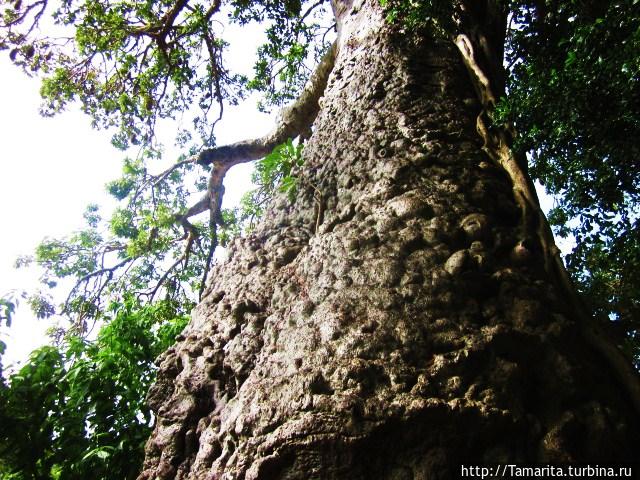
[[148, 228, 197, 302], [133, 42, 339, 299], [196, 41, 337, 168], [189, 41, 337, 296], [151, 158, 195, 186], [63, 256, 131, 315], [159, 0, 191, 38], [300, 0, 327, 23]]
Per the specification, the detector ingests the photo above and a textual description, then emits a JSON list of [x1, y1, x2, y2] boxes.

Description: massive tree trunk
[[139, 1, 640, 478]]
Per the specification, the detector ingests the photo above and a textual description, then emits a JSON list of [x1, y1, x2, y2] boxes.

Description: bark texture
[[139, 1, 640, 478]]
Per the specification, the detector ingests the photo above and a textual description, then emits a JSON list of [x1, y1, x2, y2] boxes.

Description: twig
[[63, 256, 131, 314], [152, 158, 196, 186], [149, 228, 198, 302]]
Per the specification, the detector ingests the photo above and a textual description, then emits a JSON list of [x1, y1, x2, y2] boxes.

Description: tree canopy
[[1, 0, 639, 477], [503, 0, 640, 351]]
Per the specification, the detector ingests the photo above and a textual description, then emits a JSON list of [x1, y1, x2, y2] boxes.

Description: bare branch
[[152, 158, 196, 186], [203, 0, 223, 24], [63, 256, 131, 314], [0, 0, 47, 29], [175, 194, 209, 235], [149, 230, 196, 302], [203, 30, 225, 141], [300, 0, 327, 23]]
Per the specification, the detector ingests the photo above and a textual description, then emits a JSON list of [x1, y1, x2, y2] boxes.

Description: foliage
[[500, 0, 640, 358], [15, 153, 206, 330], [1, 0, 234, 149], [230, 0, 333, 110], [0, 298, 188, 480], [2, 0, 639, 476], [382, 0, 640, 364], [2, 0, 330, 330], [0, 292, 26, 380], [0, 294, 18, 328], [239, 138, 304, 229], [0, 295, 14, 380], [0, 0, 331, 147], [379, 0, 457, 35]]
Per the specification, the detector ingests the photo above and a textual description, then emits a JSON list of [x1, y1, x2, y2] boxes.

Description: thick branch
[[159, 0, 191, 37], [154, 43, 337, 298], [202, 0, 223, 25], [163, 40, 337, 233], [197, 41, 337, 168], [198, 159, 227, 299], [128, 0, 190, 39]]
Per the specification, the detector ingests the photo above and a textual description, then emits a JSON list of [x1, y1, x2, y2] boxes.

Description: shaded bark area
[[139, 1, 639, 478]]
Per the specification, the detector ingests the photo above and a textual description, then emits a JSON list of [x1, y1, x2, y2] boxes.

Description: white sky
[[0, 21, 275, 370]]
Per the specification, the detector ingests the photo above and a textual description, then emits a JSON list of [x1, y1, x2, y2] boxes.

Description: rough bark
[[139, 1, 640, 478]]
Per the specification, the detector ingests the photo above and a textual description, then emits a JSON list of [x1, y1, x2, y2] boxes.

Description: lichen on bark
[[138, 1, 640, 478]]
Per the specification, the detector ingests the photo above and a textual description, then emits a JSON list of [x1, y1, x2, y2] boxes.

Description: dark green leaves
[[501, 0, 640, 360], [0, 298, 188, 480]]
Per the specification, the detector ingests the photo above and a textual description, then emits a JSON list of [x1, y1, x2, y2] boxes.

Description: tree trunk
[[139, 1, 639, 478]]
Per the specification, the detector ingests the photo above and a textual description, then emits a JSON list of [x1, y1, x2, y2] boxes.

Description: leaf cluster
[[15, 151, 210, 330], [0, 295, 18, 329], [1, 0, 332, 147], [0, 0, 248, 149], [231, 0, 332, 110], [0, 2, 325, 478], [0, 298, 188, 480], [239, 138, 303, 229]]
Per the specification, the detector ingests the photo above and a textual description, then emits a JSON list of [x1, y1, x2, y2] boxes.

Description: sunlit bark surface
[[139, 1, 639, 478]]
